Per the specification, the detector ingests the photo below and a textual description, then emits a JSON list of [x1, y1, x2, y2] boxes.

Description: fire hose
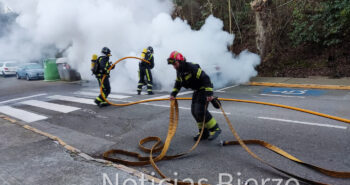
[[101, 57, 350, 185]]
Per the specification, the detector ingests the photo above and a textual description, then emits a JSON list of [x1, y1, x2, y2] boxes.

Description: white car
[[0, 61, 19, 77]]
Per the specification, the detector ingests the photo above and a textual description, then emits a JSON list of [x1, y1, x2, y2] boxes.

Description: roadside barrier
[[102, 57, 350, 185]]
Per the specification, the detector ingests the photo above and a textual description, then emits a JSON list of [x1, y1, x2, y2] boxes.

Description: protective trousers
[[137, 68, 153, 93], [96, 77, 111, 103], [191, 90, 217, 130]]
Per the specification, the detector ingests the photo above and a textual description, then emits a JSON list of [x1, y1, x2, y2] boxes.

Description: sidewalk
[[0, 116, 161, 185], [249, 76, 350, 90]]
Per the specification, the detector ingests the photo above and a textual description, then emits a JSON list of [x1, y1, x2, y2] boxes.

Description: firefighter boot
[[137, 90, 141, 95], [208, 124, 221, 141], [94, 99, 101, 106], [99, 101, 110, 108], [193, 128, 209, 141], [148, 91, 154, 95]]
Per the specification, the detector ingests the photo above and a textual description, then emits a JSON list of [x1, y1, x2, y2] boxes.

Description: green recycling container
[[44, 58, 60, 81]]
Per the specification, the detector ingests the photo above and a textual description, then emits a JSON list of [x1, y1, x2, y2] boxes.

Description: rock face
[[251, 0, 273, 61]]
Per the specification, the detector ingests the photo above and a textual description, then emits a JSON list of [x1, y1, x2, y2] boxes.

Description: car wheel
[[16, 73, 20, 79], [26, 74, 30, 81]]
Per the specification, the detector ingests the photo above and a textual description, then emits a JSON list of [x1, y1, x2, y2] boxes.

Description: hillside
[[173, 0, 350, 78]]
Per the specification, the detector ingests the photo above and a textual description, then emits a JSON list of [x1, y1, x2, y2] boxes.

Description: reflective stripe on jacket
[[171, 62, 213, 97]]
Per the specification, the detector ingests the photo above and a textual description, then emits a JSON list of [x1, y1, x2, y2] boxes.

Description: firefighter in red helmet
[[168, 51, 221, 141]]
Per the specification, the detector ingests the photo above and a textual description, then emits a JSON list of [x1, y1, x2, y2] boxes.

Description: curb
[[0, 115, 168, 185], [249, 82, 350, 90]]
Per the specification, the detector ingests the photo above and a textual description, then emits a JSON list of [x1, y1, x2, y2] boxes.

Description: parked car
[[0, 61, 19, 77], [16, 63, 44, 80]]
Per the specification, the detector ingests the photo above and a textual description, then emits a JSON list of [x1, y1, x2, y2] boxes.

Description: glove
[[211, 96, 221, 109], [110, 62, 115, 69]]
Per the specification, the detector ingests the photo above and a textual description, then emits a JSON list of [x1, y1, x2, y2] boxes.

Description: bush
[[289, 0, 350, 47]]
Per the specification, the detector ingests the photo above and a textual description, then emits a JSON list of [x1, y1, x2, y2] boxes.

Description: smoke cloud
[[1, 0, 260, 91]]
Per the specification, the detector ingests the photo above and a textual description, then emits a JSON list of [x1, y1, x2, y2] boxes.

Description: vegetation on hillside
[[172, 0, 350, 77]]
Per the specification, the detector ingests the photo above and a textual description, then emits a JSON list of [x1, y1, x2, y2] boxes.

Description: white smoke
[[1, 0, 260, 92]]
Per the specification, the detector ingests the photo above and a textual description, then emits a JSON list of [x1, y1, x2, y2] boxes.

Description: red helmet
[[167, 51, 184, 64]]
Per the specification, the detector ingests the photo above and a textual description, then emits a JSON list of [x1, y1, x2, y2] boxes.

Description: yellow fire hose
[[101, 57, 350, 185]]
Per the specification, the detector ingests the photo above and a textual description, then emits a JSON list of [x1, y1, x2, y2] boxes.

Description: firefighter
[[94, 47, 114, 107], [137, 46, 154, 95], [168, 51, 221, 141]]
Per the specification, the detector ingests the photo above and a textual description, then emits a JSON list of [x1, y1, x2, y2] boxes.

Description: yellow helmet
[[91, 54, 98, 61], [141, 48, 147, 59]]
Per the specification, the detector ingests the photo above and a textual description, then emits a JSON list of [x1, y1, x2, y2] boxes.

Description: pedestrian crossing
[[0, 106, 47, 123], [48, 95, 96, 105], [20, 100, 80, 113], [0, 89, 229, 123], [74, 91, 131, 99], [0, 90, 135, 123]]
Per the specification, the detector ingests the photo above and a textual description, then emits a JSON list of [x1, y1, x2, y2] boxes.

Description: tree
[[250, 0, 274, 61]]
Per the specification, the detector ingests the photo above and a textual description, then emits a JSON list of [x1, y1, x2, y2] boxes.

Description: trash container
[[56, 58, 81, 81], [68, 68, 81, 81], [56, 59, 69, 81], [44, 58, 60, 81]]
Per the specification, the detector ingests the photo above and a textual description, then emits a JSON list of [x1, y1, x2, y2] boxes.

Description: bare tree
[[251, 0, 274, 61]]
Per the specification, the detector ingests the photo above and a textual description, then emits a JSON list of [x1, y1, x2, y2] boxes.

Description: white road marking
[[48, 95, 95, 105], [0, 106, 47, 123], [259, 94, 306, 98], [74, 91, 131, 99], [82, 88, 150, 95], [144, 91, 193, 100], [215, 85, 239, 92], [115, 100, 230, 115], [141, 102, 230, 115], [258, 116, 347, 130], [122, 90, 229, 114], [20, 100, 80, 113], [123, 91, 151, 95], [49, 93, 228, 115], [0, 93, 47, 104]]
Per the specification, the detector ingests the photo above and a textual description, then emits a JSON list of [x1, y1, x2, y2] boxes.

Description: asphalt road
[[1, 76, 349, 185]]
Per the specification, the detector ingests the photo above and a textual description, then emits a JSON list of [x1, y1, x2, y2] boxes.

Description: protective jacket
[[171, 62, 213, 97], [96, 55, 113, 77], [139, 52, 154, 69]]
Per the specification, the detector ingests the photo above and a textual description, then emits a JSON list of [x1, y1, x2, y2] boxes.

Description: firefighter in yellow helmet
[[168, 51, 221, 141], [137, 46, 154, 95]]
